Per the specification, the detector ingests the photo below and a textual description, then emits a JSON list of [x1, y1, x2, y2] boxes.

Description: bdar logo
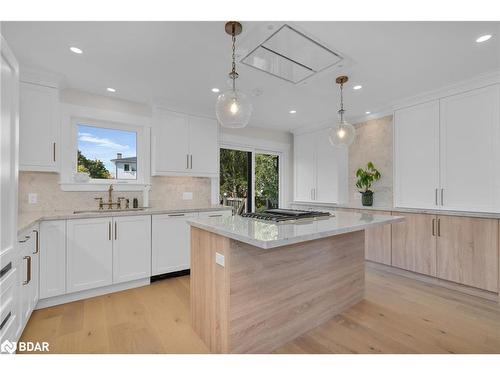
[[1, 340, 16, 354]]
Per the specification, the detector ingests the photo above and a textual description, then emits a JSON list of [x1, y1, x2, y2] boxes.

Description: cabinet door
[[67, 218, 113, 293], [316, 128, 347, 204], [439, 85, 500, 212], [19, 82, 59, 171], [152, 109, 190, 174], [391, 212, 437, 276], [18, 238, 32, 325], [358, 210, 392, 265], [294, 132, 316, 201], [189, 115, 219, 176], [113, 215, 151, 284], [152, 212, 196, 275], [436, 215, 498, 292], [394, 101, 440, 209], [40, 220, 66, 298]]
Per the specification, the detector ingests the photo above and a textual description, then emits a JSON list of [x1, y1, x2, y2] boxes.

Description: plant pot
[[361, 191, 373, 206]]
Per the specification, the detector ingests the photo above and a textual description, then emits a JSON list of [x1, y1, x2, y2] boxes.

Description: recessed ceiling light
[[211, 88, 220, 93], [365, 111, 371, 114], [353, 85, 362, 90], [70, 46, 83, 54], [476, 34, 492, 43], [289, 110, 297, 114], [106, 87, 116, 93]]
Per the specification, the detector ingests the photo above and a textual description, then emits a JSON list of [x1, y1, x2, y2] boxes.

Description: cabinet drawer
[[198, 210, 232, 219], [0, 266, 17, 342]]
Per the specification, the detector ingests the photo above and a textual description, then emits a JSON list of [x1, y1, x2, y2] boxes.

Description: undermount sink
[[73, 208, 146, 214]]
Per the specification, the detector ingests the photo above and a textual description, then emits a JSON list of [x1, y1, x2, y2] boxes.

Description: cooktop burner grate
[[240, 209, 332, 222]]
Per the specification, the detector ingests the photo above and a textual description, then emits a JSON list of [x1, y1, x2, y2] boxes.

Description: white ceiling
[[2, 21, 499, 131]]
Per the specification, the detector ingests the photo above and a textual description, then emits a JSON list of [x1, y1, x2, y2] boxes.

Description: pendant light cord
[[231, 26, 237, 91]]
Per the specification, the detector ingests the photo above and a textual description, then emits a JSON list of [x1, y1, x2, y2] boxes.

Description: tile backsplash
[[18, 172, 212, 214]]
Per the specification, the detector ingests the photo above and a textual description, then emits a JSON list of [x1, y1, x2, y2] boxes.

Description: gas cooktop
[[240, 208, 332, 223]]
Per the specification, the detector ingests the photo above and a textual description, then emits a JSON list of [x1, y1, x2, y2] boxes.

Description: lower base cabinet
[[152, 212, 197, 275], [436, 215, 498, 292], [113, 215, 151, 284], [359, 209, 392, 265], [391, 212, 437, 276], [67, 217, 113, 293]]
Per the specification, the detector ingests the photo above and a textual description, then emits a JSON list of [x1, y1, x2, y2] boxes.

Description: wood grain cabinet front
[[436, 215, 499, 293], [391, 212, 437, 276]]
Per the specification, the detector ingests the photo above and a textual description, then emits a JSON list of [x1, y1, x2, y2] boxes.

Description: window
[[219, 148, 280, 214], [77, 124, 137, 180]]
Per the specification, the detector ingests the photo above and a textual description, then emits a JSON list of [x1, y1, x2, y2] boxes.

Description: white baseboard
[[35, 278, 150, 310]]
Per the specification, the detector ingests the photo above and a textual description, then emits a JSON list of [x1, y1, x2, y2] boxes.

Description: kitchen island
[[187, 211, 403, 353]]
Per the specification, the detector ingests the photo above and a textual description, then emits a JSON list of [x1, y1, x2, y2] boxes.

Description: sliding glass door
[[219, 148, 280, 214]]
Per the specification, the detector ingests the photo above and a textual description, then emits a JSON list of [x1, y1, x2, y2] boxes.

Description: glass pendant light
[[329, 76, 356, 147], [215, 21, 253, 129]]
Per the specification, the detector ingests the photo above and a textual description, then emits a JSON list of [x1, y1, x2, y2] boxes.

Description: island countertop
[[187, 211, 404, 249]]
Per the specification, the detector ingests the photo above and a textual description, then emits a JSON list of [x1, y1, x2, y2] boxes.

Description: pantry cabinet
[[66, 218, 113, 293], [112, 215, 151, 283], [152, 108, 219, 177], [294, 129, 347, 204], [394, 84, 500, 212], [19, 82, 59, 172]]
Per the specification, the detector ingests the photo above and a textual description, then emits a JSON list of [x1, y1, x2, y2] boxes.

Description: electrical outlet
[[215, 252, 225, 267], [182, 192, 193, 200], [28, 193, 38, 204]]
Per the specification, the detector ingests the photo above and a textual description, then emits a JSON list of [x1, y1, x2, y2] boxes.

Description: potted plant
[[355, 162, 381, 206]]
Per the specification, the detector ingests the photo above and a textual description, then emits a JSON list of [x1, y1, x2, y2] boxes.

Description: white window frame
[[60, 104, 151, 191]]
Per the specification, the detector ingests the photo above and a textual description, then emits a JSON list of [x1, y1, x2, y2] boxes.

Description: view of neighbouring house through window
[[77, 124, 137, 180]]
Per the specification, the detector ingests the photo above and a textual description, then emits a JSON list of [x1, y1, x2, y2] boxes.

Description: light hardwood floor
[[21, 266, 500, 354]]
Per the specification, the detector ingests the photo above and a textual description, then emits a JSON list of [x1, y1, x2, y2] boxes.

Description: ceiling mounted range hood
[[241, 24, 345, 84]]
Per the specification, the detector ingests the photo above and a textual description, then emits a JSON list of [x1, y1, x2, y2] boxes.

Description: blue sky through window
[[77, 124, 137, 178]]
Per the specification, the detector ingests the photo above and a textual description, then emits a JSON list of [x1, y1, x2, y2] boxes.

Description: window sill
[[59, 182, 151, 192]]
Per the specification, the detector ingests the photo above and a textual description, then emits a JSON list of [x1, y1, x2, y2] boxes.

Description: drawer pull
[[168, 213, 185, 217], [0, 312, 12, 331], [0, 262, 12, 279], [18, 235, 30, 243], [208, 214, 223, 218]]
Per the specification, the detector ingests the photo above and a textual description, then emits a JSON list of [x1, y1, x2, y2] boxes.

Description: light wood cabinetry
[[391, 212, 437, 276], [19, 82, 59, 172], [394, 84, 500, 213], [152, 108, 218, 177], [436, 215, 498, 292], [294, 129, 347, 204], [359, 209, 392, 265], [39, 220, 66, 298], [66, 218, 113, 293], [112, 215, 151, 284]]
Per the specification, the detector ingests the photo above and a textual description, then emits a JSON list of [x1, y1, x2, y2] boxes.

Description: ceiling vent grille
[[241, 24, 344, 84]]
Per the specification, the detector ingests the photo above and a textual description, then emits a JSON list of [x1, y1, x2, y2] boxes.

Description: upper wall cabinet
[[394, 84, 500, 212], [151, 108, 218, 177], [19, 82, 59, 172], [294, 128, 348, 204]]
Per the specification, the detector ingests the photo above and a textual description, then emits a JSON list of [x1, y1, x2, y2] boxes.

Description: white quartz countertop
[[18, 205, 231, 235], [291, 201, 500, 219], [187, 211, 403, 249]]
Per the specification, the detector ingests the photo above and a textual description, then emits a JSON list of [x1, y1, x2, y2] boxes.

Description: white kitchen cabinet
[[112, 215, 151, 283], [294, 129, 347, 204], [19, 82, 59, 172], [394, 84, 500, 212], [188, 115, 219, 175], [39, 220, 66, 298], [152, 212, 197, 275], [439, 85, 500, 212], [66, 218, 113, 293], [152, 108, 219, 177], [394, 100, 440, 209]]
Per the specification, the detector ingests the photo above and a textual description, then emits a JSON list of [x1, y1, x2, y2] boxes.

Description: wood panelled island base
[[190, 227, 365, 353]]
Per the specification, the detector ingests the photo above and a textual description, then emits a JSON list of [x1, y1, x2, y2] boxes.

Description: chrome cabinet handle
[[108, 221, 111, 241], [186, 154, 189, 169], [18, 235, 30, 243], [0, 311, 12, 331], [33, 229, 39, 254], [114, 221, 117, 240], [23, 256, 32, 285], [53, 142, 56, 162], [440, 188, 444, 206], [168, 213, 185, 217], [437, 218, 441, 237], [435, 188, 438, 206], [432, 218, 435, 236], [208, 214, 223, 218], [190, 154, 193, 169]]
